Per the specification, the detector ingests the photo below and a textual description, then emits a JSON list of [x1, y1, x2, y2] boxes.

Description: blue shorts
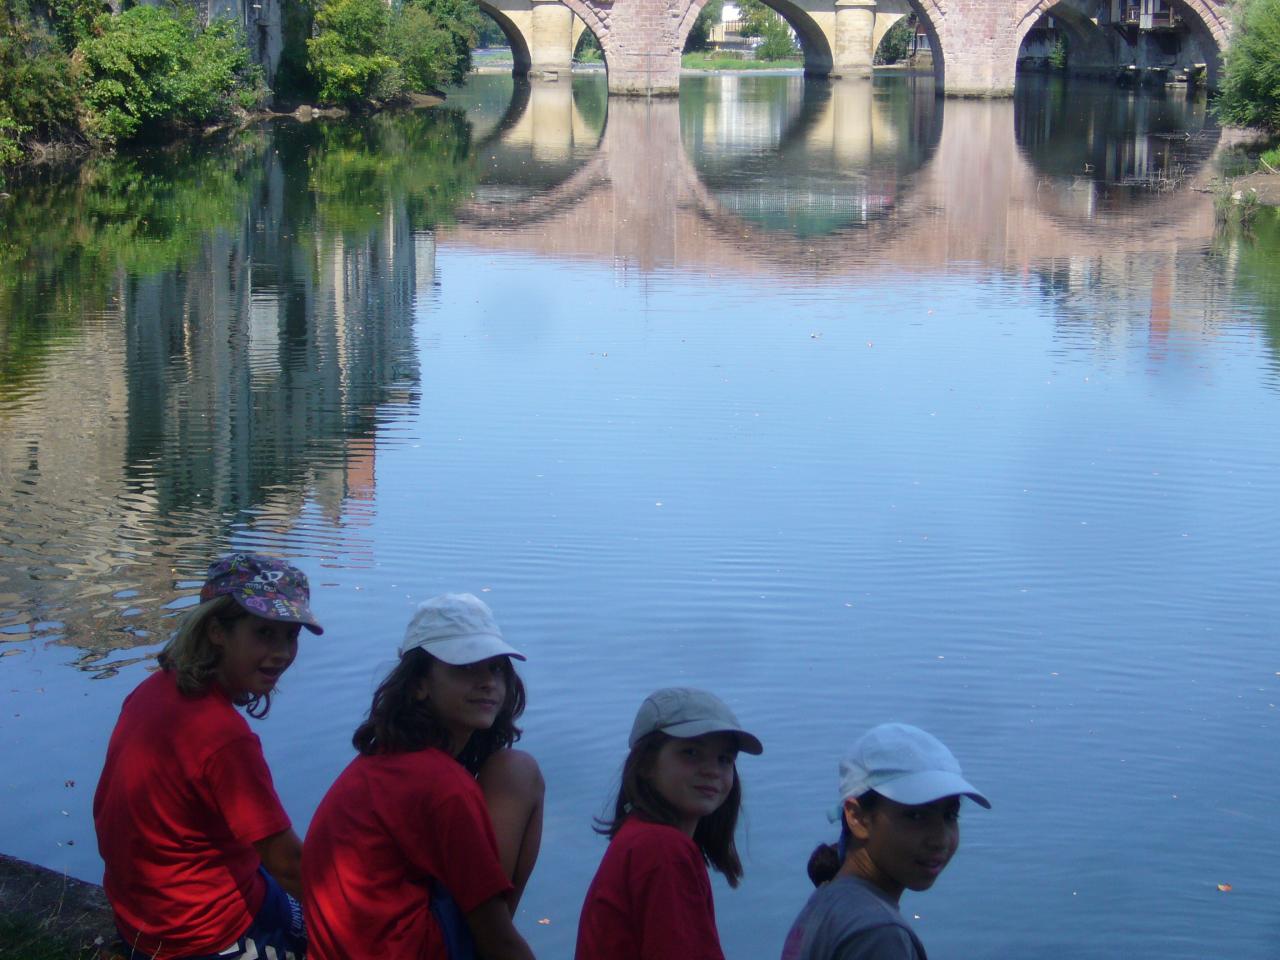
[[120, 868, 306, 960]]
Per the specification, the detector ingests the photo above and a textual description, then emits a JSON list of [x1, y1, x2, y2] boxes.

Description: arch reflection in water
[[682, 74, 942, 238], [446, 74, 607, 208], [442, 73, 1226, 281], [1015, 74, 1218, 218]]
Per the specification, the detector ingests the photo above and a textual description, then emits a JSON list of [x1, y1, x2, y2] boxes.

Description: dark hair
[[595, 731, 746, 887], [351, 647, 525, 773], [806, 791, 882, 887], [157, 596, 276, 719]]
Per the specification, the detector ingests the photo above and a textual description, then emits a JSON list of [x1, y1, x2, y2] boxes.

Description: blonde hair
[[157, 595, 272, 717]]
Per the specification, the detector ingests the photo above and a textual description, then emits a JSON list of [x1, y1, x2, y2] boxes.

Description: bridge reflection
[[440, 74, 1220, 275]]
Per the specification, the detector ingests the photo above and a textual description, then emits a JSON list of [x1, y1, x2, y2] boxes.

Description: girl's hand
[[466, 896, 537, 960], [254, 827, 303, 898]]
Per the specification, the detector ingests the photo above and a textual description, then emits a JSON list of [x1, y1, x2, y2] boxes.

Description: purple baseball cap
[[200, 553, 323, 635]]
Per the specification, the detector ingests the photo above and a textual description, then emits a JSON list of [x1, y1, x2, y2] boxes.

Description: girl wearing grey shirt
[[780, 724, 990, 960]]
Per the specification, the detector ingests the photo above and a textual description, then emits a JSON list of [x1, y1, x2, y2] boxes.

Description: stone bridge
[[477, 0, 1232, 96]]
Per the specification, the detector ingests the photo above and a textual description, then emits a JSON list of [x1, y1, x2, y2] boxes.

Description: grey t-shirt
[[780, 876, 928, 960]]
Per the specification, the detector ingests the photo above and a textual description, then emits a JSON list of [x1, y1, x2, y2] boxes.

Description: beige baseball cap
[[629, 687, 763, 755]]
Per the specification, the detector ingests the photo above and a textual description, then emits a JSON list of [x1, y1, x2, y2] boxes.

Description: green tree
[[76, 5, 261, 143], [0, 0, 84, 163], [403, 0, 483, 84], [736, 0, 796, 60], [1216, 0, 1280, 130], [307, 0, 399, 103], [390, 4, 463, 92], [684, 0, 724, 53], [873, 13, 914, 65], [574, 27, 602, 61], [755, 17, 796, 59]]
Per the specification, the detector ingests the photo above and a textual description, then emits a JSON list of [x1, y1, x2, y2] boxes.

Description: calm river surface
[[3, 71, 1280, 959]]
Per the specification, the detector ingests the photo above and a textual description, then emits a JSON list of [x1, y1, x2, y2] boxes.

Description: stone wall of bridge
[[177, 0, 1233, 98], [487, 0, 1233, 97]]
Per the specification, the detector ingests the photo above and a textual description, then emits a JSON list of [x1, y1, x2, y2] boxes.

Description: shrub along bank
[[0, 0, 480, 182], [1216, 0, 1280, 132]]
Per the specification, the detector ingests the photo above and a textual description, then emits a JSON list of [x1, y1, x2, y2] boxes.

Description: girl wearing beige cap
[[303, 593, 543, 960], [781, 723, 990, 960], [576, 687, 764, 960]]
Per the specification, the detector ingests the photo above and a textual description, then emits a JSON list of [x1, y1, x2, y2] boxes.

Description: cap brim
[[875, 770, 990, 809], [403, 632, 526, 665], [659, 719, 764, 755], [232, 596, 324, 635]]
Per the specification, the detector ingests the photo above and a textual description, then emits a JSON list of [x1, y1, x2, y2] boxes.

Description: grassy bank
[[0, 855, 115, 960], [0, 913, 98, 960], [681, 52, 802, 70]]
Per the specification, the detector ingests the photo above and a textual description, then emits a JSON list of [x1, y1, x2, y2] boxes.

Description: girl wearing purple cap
[[780, 723, 990, 960], [576, 687, 764, 960], [94, 553, 322, 960], [302, 592, 542, 960]]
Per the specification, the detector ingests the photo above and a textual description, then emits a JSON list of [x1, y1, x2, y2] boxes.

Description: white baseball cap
[[400, 593, 526, 665], [838, 723, 989, 809]]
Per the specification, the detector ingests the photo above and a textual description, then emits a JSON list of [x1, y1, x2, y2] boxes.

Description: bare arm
[[477, 749, 545, 913], [466, 895, 536, 960], [253, 827, 303, 899]]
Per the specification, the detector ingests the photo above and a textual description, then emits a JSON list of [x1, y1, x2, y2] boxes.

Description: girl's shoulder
[[351, 746, 479, 792], [611, 818, 702, 863]]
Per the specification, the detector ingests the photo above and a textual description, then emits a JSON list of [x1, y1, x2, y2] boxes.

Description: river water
[[2, 71, 1279, 958]]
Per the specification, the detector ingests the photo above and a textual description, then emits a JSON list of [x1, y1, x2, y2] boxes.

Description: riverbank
[[0, 91, 446, 188], [0, 854, 113, 959], [1225, 170, 1280, 205]]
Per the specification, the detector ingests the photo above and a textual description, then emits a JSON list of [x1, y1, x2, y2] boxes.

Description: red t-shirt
[[575, 817, 726, 960], [93, 670, 291, 959], [302, 747, 514, 960]]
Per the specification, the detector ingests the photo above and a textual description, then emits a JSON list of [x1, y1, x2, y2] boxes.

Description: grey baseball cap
[[838, 723, 989, 808], [400, 593, 526, 665], [629, 687, 763, 755]]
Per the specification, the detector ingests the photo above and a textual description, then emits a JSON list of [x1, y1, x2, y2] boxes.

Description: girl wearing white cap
[[780, 723, 989, 960], [303, 593, 543, 960], [576, 687, 764, 960]]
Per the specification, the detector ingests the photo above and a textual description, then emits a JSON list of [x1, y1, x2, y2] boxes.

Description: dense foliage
[[411, 0, 482, 81], [684, 0, 723, 53], [1216, 0, 1280, 130], [574, 28, 602, 61], [0, 0, 486, 173], [737, 0, 797, 60], [873, 13, 914, 65], [307, 0, 400, 103], [307, 0, 481, 103], [0, 0, 84, 153], [77, 5, 263, 143]]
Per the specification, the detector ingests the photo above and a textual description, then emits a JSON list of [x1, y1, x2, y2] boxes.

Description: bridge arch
[[896, 0, 947, 89], [671, 0, 835, 76], [475, 1, 534, 74], [1012, 0, 1230, 85]]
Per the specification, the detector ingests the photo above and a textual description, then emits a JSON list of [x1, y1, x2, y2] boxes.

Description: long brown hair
[[351, 647, 525, 774], [156, 596, 274, 718], [596, 731, 746, 887]]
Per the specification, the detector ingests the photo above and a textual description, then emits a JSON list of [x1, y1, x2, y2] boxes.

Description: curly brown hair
[[351, 647, 525, 774]]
